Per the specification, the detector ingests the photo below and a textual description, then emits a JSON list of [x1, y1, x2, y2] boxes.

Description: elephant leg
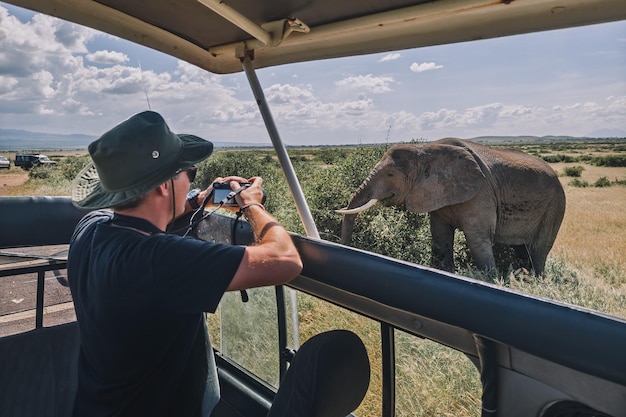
[[513, 245, 532, 272], [527, 245, 548, 276], [513, 245, 548, 275], [526, 213, 563, 276], [463, 232, 497, 274], [429, 214, 455, 272], [512, 243, 549, 276]]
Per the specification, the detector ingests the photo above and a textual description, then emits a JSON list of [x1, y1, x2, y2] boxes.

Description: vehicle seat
[[0, 322, 79, 417], [0, 196, 88, 249], [267, 329, 370, 417]]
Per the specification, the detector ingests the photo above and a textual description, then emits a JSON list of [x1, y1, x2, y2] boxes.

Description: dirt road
[[0, 172, 28, 194]]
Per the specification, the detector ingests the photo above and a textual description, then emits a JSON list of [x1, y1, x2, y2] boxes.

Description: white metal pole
[[241, 55, 320, 239], [241, 55, 310, 351]]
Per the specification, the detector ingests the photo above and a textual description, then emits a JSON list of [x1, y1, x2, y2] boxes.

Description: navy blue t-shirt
[[68, 211, 245, 417]]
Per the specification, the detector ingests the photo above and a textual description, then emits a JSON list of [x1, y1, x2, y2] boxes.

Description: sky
[[0, 3, 625, 146]]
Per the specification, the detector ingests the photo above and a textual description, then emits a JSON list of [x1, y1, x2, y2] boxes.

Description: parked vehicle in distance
[[0, 156, 10, 169], [14, 154, 57, 170]]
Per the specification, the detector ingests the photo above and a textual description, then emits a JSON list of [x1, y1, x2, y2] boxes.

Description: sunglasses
[[175, 165, 197, 183]]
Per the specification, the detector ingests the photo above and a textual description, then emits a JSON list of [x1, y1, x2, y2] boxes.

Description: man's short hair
[[112, 193, 148, 210]]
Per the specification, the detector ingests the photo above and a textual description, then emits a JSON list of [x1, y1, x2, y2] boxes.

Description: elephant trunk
[[337, 171, 380, 244], [340, 213, 357, 245]]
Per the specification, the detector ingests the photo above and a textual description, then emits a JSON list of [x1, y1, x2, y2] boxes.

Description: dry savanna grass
[[555, 163, 626, 273], [556, 183, 626, 274], [543, 162, 626, 317]]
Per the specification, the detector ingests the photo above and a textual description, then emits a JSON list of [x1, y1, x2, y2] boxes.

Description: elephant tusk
[[335, 199, 379, 215]]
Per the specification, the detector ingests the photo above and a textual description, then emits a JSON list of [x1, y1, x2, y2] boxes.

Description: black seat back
[[0, 322, 80, 417], [0, 196, 88, 248]]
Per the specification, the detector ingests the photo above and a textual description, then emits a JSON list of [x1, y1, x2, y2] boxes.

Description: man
[[68, 110, 303, 416]]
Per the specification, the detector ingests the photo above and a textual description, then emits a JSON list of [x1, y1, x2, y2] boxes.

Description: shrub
[[301, 164, 350, 241], [591, 155, 626, 167], [28, 166, 52, 180], [60, 155, 91, 180], [563, 165, 584, 177], [24, 158, 74, 195], [594, 176, 611, 187], [289, 155, 307, 163], [347, 206, 432, 266], [316, 147, 348, 165], [340, 145, 387, 189], [197, 150, 278, 185], [542, 154, 577, 163], [569, 178, 589, 187]]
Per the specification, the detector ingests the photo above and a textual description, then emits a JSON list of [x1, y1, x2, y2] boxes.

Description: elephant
[[337, 138, 566, 276]]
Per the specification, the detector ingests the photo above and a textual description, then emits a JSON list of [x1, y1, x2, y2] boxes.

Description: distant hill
[[1, 128, 624, 151], [0, 129, 95, 150], [0, 129, 264, 150], [468, 135, 625, 144]]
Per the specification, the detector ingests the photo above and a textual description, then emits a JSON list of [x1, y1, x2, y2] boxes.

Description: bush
[[60, 155, 91, 180], [569, 178, 589, 187], [28, 166, 52, 180], [24, 157, 75, 194], [563, 165, 584, 177], [591, 155, 626, 167], [542, 154, 577, 163], [301, 164, 351, 241], [349, 207, 431, 266], [316, 147, 348, 165], [594, 176, 611, 187]]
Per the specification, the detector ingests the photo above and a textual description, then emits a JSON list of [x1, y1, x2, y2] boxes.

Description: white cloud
[[86, 50, 129, 65], [409, 62, 443, 73], [31, 70, 56, 99], [265, 84, 315, 104], [0, 76, 18, 94], [411, 97, 626, 138], [0, 9, 255, 134], [335, 74, 394, 94], [379, 53, 401, 62]]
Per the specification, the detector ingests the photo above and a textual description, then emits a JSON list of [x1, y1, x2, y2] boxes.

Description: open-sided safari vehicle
[[1, 1, 625, 416]]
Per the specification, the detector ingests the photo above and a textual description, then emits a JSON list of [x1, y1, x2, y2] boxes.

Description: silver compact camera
[[212, 182, 251, 206], [212, 182, 267, 206]]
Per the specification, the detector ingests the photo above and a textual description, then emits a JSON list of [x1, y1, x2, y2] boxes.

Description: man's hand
[[232, 176, 264, 209]]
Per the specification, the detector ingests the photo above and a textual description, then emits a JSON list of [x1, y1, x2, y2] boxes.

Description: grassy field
[[523, 163, 626, 317], [2, 140, 625, 416]]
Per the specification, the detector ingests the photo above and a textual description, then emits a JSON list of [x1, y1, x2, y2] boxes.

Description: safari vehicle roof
[[7, 0, 626, 75]]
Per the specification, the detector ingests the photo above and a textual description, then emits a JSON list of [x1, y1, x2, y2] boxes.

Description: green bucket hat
[[72, 111, 213, 209]]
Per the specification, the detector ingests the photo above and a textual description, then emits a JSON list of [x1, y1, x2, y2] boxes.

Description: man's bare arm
[[227, 178, 302, 291]]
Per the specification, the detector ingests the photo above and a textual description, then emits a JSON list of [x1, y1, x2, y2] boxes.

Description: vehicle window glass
[[207, 287, 280, 387], [394, 329, 481, 416], [296, 291, 381, 417]]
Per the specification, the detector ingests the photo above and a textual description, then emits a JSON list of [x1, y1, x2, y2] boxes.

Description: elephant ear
[[406, 144, 486, 213]]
